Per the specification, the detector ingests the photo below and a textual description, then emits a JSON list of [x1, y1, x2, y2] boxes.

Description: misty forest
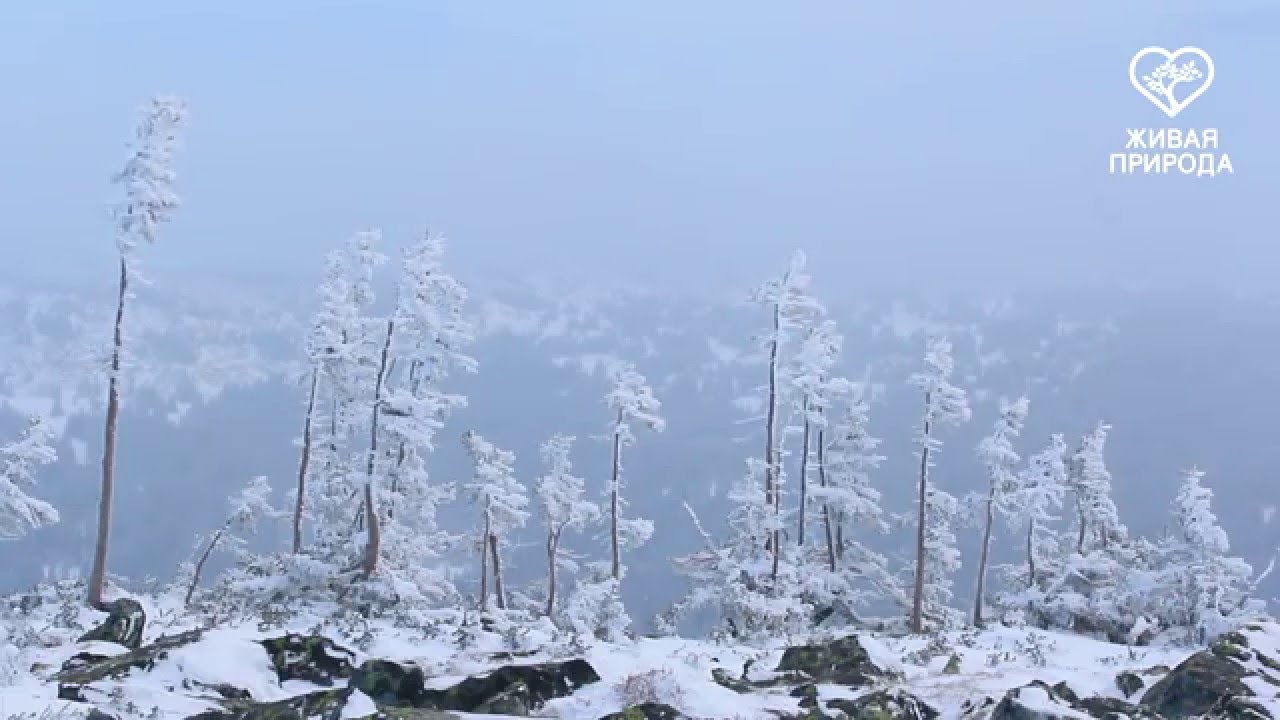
[[2, 80, 1280, 720]]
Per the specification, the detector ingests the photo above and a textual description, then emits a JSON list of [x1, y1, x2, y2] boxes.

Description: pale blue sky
[[1, 1, 1277, 292]]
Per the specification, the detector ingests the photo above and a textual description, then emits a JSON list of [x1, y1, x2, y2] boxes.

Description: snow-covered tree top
[[536, 434, 598, 532], [909, 334, 972, 436], [113, 96, 188, 255], [0, 415, 59, 540], [1173, 466, 1230, 555], [605, 361, 665, 442]]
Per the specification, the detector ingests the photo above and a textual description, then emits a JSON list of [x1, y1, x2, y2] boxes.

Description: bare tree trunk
[[797, 403, 811, 547], [184, 525, 227, 606], [764, 304, 781, 566], [489, 532, 507, 610], [89, 257, 129, 610], [1027, 518, 1037, 588], [360, 319, 394, 578], [292, 370, 319, 554], [1076, 498, 1087, 554], [545, 526, 561, 617], [910, 393, 933, 634], [479, 513, 491, 608], [973, 483, 997, 626], [818, 429, 837, 573], [610, 409, 623, 581]]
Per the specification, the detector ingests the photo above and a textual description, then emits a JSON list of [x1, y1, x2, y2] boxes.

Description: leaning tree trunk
[[797, 403, 811, 547], [360, 319, 394, 578], [764, 303, 781, 568], [818, 428, 837, 573], [1027, 518, 1037, 588], [479, 513, 491, 609], [89, 257, 129, 611], [184, 524, 228, 606], [489, 532, 507, 610], [973, 482, 997, 626], [910, 395, 933, 634], [609, 409, 624, 581], [292, 369, 319, 554], [545, 526, 561, 617]]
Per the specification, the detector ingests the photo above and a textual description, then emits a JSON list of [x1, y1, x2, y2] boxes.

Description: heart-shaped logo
[[1129, 47, 1214, 118]]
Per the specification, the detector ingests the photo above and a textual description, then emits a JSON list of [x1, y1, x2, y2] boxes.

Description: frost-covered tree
[[972, 396, 1029, 626], [1006, 434, 1067, 589], [908, 335, 971, 632], [604, 361, 664, 582], [805, 383, 902, 619], [1068, 422, 1126, 553], [89, 96, 187, 609], [784, 320, 841, 549], [0, 416, 59, 540], [748, 251, 824, 579], [536, 435, 598, 617], [185, 476, 277, 606], [1159, 468, 1261, 641], [463, 432, 529, 610], [374, 232, 476, 599]]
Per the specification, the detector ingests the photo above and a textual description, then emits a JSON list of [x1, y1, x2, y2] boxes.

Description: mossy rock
[[56, 629, 204, 701], [1074, 696, 1162, 720], [1141, 650, 1255, 719], [352, 659, 430, 708], [78, 599, 147, 650], [827, 689, 938, 720], [598, 704, 686, 720], [259, 634, 356, 687], [1116, 672, 1145, 699], [776, 635, 894, 687], [943, 654, 962, 675], [382, 658, 599, 714], [790, 683, 819, 709], [188, 687, 352, 720]]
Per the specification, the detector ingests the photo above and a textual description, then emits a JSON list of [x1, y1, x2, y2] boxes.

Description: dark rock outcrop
[[352, 658, 431, 708], [1116, 671, 1145, 699], [368, 657, 599, 715], [598, 704, 687, 720], [258, 634, 356, 687], [186, 687, 352, 720], [55, 630, 204, 703], [828, 689, 939, 720], [79, 598, 147, 650], [775, 635, 894, 687], [1141, 646, 1254, 718]]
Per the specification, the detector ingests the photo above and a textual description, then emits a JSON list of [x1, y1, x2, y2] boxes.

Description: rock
[[598, 704, 687, 720], [373, 711, 462, 720], [352, 659, 430, 707], [943, 653, 962, 675], [85, 711, 120, 720], [990, 681, 1079, 720], [1074, 696, 1161, 720], [775, 635, 894, 687], [186, 687, 352, 720], [1116, 672, 1145, 699], [259, 634, 356, 687], [827, 689, 938, 720], [1050, 682, 1080, 706], [1140, 649, 1253, 719], [55, 629, 203, 703], [78, 598, 147, 650], [384, 658, 599, 714], [711, 667, 751, 694], [790, 683, 819, 709]]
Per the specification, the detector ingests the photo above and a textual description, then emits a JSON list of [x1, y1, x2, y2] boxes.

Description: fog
[[3, 1, 1279, 293]]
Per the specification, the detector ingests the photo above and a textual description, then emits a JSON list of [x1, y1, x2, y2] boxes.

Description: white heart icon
[[1129, 47, 1214, 118]]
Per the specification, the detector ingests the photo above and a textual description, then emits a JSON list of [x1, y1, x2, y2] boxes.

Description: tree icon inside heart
[[1130, 47, 1214, 118]]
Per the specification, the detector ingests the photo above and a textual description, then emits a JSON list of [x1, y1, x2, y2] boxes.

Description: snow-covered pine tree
[[1159, 467, 1261, 641], [972, 396, 1029, 626], [89, 96, 187, 609], [783, 319, 841, 550], [374, 231, 476, 601], [463, 432, 529, 611], [908, 334, 971, 632], [806, 382, 903, 620], [185, 476, 277, 606], [748, 251, 824, 580], [1002, 434, 1068, 594], [536, 434, 598, 617], [603, 361, 663, 583], [0, 416, 59, 540], [1068, 422, 1126, 553]]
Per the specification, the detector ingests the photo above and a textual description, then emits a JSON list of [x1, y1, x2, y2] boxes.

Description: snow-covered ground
[[6, 586, 1273, 720]]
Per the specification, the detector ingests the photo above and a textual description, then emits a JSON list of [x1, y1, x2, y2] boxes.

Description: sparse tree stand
[[87, 97, 187, 609], [360, 319, 396, 578]]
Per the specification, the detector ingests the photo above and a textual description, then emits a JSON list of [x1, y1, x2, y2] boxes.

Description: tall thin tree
[[972, 396, 1029, 626], [89, 97, 187, 609]]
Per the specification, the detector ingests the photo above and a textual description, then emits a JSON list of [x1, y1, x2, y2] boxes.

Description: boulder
[[259, 634, 356, 687], [598, 704, 687, 720], [377, 658, 600, 715], [1116, 672, 1145, 699], [710, 667, 752, 694], [775, 635, 894, 687], [1140, 648, 1253, 718], [1074, 696, 1161, 720], [827, 689, 938, 720], [990, 681, 1082, 720], [78, 599, 146, 650], [186, 687, 352, 720], [55, 630, 203, 703], [352, 659, 430, 708]]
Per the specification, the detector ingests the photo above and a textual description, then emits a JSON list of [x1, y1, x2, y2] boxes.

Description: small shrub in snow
[[616, 667, 685, 709]]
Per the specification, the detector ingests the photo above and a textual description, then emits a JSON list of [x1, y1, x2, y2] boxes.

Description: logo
[[1129, 47, 1214, 118]]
